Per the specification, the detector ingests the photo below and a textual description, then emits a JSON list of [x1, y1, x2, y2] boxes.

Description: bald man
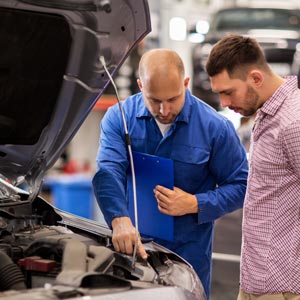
[[93, 49, 248, 299]]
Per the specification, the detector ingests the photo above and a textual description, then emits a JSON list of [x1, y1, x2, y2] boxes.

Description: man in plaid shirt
[[206, 34, 300, 300]]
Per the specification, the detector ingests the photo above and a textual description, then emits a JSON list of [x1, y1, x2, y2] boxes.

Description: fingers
[[154, 185, 172, 196], [111, 217, 147, 260], [155, 186, 194, 216], [154, 185, 171, 215], [112, 237, 133, 255], [112, 235, 147, 260], [112, 236, 120, 252], [157, 198, 169, 209], [137, 239, 148, 260], [154, 185, 172, 203]]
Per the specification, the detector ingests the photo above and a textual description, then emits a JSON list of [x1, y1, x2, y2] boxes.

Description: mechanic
[[206, 34, 300, 300], [93, 48, 248, 300]]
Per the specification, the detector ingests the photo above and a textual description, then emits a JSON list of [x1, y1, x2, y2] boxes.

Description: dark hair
[[206, 34, 269, 79]]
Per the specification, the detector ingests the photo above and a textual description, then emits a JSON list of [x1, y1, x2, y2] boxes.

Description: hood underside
[[0, 0, 151, 199]]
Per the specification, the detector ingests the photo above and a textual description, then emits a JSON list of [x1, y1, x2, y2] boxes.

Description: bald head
[[136, 49, 189, 124], [138, 49, 185, 84]]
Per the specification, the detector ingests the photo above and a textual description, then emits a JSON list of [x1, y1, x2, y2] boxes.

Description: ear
[[248, 70, 263, 87], [183, 76, 190, 88], [137, 78, 143, 91]]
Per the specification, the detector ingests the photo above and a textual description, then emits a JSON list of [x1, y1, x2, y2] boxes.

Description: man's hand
[[154, 185, 198, 216], [111, 216, 147, 260]]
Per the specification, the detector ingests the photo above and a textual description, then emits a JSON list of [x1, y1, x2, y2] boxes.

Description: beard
[[230, 86, 260, 117], [156, 114, 176, 124]]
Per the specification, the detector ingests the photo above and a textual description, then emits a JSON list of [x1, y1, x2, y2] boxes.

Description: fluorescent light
[[196, 20, 209, 34], [169, 17, 187, 41], [188, 33, 205, 43]]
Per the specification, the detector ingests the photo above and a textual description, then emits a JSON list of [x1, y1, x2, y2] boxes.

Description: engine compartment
[[0, 193, 204, 299]]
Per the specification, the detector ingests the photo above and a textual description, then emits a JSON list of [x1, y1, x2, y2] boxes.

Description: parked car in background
[[291, 42, 300, 75], [192, 6, 300, 110], [0, 0, 205, 299]]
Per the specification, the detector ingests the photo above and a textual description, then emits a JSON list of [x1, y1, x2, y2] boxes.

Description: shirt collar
[[136, 89, 192, 124], [261, 76, 298, 117]]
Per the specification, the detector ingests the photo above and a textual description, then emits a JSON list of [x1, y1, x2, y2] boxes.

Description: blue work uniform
[[93, 89, 248, 300]]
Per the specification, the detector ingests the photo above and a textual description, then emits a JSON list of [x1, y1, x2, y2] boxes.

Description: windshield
[[212, 8, 300, 31]]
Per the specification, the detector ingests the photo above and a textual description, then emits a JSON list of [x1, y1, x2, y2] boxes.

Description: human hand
[[154, 185, 198, 216], [111, 216, 147, 260]]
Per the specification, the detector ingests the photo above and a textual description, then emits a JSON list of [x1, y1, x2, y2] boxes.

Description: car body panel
[[0, 0, 151, 200]]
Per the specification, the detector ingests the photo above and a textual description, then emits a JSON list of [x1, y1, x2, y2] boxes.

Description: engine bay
[[0, 191, 204, 299]]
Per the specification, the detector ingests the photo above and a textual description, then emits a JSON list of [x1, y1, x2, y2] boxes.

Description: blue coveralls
[[93, 89, 248, 299]]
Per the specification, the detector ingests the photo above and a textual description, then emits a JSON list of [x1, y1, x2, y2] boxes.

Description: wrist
[[111, 216, 131, 228], [189, 195, 198, 214]]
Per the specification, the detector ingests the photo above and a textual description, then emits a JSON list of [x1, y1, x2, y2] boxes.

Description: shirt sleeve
[[283, 119, 300, 176], [196, 119, 248, 223], [92, 104, 130, 227]]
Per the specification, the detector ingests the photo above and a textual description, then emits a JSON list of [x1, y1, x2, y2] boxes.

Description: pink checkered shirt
[[240, 76, 300, 294]]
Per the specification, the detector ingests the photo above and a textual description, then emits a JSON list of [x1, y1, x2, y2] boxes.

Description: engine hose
[[0, 251, 26, 291]]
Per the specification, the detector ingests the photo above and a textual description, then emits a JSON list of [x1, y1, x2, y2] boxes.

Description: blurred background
[[43, 0, 300, 299], [56, 0, 300, 176]]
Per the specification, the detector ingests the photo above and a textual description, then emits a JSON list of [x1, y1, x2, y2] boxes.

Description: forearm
[[196, 181, 246, 223], [92, 169, 129, 227]]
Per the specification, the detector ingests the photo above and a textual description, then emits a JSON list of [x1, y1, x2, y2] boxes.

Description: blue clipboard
[[127, 151, 174, 242]]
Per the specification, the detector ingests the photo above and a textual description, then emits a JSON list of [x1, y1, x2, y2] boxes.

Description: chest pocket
[[170, 144, 210, 164], [170, 144, 211, 192]]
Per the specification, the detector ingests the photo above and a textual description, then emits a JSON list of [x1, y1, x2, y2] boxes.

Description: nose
[[219, 95, 231, 108], [159, 102, 170, 116]]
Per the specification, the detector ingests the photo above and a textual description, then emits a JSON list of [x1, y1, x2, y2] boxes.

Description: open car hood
[[0, 0, 151, 200]]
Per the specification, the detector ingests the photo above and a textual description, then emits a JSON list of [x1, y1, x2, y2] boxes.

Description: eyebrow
[[215, 88, 234, 95]]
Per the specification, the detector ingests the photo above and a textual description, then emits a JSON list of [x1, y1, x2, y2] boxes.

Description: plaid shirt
[[240, 76, 300, 294]]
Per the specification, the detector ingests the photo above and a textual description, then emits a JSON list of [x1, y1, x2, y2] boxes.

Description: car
[[291, 41, 300, 76], [0, 1, 205, 300], [192, 6, 300, 110]]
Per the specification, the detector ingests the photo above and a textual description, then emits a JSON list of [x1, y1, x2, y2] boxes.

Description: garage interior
[[37, 1, 300, 299]]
